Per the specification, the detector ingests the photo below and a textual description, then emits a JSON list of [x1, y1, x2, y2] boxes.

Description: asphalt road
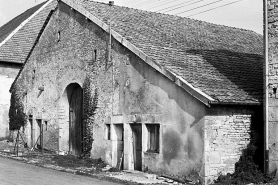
[[0, 156, 121, 185]]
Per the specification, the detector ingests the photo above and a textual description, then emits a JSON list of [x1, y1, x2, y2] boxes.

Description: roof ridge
[[0, 0, 54, 48], [88, 0, 261, 36]]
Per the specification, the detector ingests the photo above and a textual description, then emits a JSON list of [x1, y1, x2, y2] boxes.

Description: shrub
[[214, 143, 272, 185]]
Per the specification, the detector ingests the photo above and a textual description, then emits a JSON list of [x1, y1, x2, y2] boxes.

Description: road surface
[[0, 156, 121, 185]]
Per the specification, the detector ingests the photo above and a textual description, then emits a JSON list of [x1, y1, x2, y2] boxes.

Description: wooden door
[[29, 119, 34, 147], [115, 124, 124, 170], [69, 86, 83, 155], [131, 124, 142, 171]]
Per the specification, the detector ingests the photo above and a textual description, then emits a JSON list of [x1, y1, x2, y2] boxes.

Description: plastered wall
[[0, 63, 21, 139]]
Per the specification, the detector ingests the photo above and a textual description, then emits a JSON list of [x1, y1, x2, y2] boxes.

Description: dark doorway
[[115, 124, 124, 170], [29, 119, 34, 147], [68, 84, 83, 155], [131, 124, 142, 171]]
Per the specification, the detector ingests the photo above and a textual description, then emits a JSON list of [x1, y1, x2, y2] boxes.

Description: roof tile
[[0, 0, 57, 63], [74, 0, 263, 104]]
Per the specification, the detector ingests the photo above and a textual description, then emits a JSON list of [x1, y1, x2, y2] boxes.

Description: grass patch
[[51, 155, 106, 169]]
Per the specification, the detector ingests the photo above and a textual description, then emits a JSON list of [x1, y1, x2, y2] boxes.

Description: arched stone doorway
[[59, 83, 83, 155]]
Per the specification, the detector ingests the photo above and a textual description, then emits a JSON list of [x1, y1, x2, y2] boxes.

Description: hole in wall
[[94, 49, 97, 61], [57, 31, 61, 42], [32, 70, 35, 84]]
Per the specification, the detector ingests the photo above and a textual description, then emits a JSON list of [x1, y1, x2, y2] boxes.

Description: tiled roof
[[73, 0, 263, 104], [0, 0, 57, 63], [0, 2, 46, 43], [7, 0, 263, 104]]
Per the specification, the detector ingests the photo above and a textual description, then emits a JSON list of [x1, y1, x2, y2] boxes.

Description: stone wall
[[11, 1, 207, 180], [204, 105, 263, 184], [11, 1, 114, 154], [268, 0, 278, 176], [0, 63, 21, 139], [10, 1, 264, 183]]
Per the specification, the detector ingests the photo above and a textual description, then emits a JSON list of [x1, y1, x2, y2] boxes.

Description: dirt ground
[[0, 140, 177, 185], [1, 139, 276, 185], [0, 156, 122, 185]]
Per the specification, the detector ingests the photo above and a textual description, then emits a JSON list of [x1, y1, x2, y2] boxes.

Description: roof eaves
[[210, 101, 262, 106], [174, 74, 215, 106], [0, 0, 54, 48], [0, 59, 23, 64], [61, 0, 215, 107]]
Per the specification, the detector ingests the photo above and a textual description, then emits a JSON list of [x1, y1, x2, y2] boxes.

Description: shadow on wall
[[162, 129, 181, 165], [250, 107, 264, 172]]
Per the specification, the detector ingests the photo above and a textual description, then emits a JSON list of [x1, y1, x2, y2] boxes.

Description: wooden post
[[41, 122, 43, 154], [14, 130, 19, 156]]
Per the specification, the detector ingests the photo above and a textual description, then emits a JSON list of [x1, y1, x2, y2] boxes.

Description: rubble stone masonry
[[268, 0, 278, 176], [204, 106, 262, 184]]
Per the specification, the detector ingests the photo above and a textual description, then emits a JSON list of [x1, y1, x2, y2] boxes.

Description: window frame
[[146, 124, 160, 153]]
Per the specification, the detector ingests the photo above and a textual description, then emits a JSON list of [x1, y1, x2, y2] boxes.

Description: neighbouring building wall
[[204, 105, 263, 184], [0, 62, 21, 140], [268, 0, 278, 176]]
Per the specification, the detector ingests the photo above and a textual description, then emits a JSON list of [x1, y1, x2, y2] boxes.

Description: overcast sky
[[0, 0, 263, 34]]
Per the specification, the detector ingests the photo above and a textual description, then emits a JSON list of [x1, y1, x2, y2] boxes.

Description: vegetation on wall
[[82, 64, 99, 158], [213, 143, 273, 185], [9, 89, 28, 131]]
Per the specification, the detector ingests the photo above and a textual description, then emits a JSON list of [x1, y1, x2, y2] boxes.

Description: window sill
[[145, 150, 159, 154]]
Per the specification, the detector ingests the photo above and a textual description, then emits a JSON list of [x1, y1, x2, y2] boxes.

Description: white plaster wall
[[0, 75, 15, 139]]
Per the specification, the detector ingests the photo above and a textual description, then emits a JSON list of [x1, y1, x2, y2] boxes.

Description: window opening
[[106, 124, 111, 140], [146, 124, 159, 153]]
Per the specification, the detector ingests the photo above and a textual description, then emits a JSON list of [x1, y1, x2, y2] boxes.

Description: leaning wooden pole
[[264, 0, 269, 174]]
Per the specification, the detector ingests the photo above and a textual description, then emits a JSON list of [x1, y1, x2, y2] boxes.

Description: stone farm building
[[0, 1, 57, 139], [7, 0, 263, 183]]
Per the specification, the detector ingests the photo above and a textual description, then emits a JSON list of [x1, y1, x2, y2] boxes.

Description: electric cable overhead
[[139, 0, 176, 10], [155, 0, 198, 12], [185, 0, 243, 17], [174, 0, 226, 15], [126, 0, 159, 7], [145, 0, 180, 11], [161, 0, 206, 13], [122, 0, 139, 5], [126, 0, 169, 8]]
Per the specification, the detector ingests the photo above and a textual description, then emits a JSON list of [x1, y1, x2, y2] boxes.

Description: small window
[[146, 124, 160, 153], [44, 121, 47, 131], [106, 124, 111, 140], [57, 31, 61, 42]]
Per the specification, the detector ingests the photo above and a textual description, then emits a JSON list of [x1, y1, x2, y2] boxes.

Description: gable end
[[60, 0, 215, 106]]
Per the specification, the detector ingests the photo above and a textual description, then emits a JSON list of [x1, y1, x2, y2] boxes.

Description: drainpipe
[[264, 0, 269, 174], [109, 1, 114, 115], [108, 1, 113, 65]]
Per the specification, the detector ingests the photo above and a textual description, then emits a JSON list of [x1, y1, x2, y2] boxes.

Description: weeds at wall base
[[213, 143, 273, 185]]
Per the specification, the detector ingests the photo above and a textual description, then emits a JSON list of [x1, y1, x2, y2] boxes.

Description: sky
[[0, 0, 263, 34]]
